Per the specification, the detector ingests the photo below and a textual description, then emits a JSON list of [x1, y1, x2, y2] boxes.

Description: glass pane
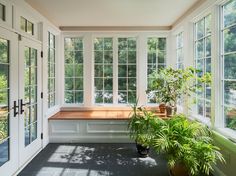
[[94, 51, 103, 63], [65, 51, 74, 64], [128, 38, 136, 50], [128, 78, 136, 90], [197, 99, 204, 116], [206, 86, 211, 100], [118, 50, 127, 63], [225, 107, 236, 130], [0, 139, 9, 167], [94, 65, 103, 77], [196, 40, 204, 59], [205, 15, 211, 35], [206, 101, 211, 118], [95, 91, 103, 103], [104, 91, 113, 104], [0, 64, 9, 89], [224, 26, 236, 53], [65, 78, 73, 90], [0, 38, 8, 63], [31, 123, 37, 142], [118, 78, 127, 90], [25, 127, 30, 146], [206, 36, 211, 57], [0, 3, 5, 21], [75, 78, 83, 90], [94, 38, 103, 50], [128, 65, 136, 77], [128, 91, 136, 104], [128, 51, 136, 63], [75, 91, 83, 103], [224, 81, 236, 106], [74, 51, 83, 64], [104, 51, 113, 63], [196, 19, 204, 39], [0, 90, 8, 112], [104, 38, 113, 50], [20, 17, 26, 32], [65, 91, 74, 103], [158, 38, 166, 50], [74, 64, 83, 77], [104, 78, 113, 90], [148, 38, 157, 51], [224, 53, 236, 79], [0, 114, 8, 141], [118, 38, 128, 50], [158, 50, 165, 64], [104, 65, 112, 77], [65, 64, 74, 77], [148, 51, 156, 64], [94, 78, 103, 91], [27, 21, 34, 35], [118, 65, 127, 77], [206, 57, 211, 73], [223, 0, 236, 27], [118, 91, 127, 104]]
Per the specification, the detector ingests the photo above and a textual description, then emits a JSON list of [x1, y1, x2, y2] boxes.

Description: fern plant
[[152, 114, 225, 176]]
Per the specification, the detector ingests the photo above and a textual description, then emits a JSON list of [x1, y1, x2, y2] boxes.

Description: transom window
[[0, 3, 5, 21], [222, 1, 236, 131], [94, 38, 113, 104], [48, 32, 56, 108], [147, 37, 166, 103], [20, 17, 34, 35], [194, 14, 212, 122], [64, 37, 83, 104]]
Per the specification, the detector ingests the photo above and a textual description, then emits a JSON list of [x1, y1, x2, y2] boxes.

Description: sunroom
[[0, 0, 236, 176]]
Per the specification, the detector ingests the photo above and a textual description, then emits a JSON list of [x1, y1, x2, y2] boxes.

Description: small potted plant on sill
[[152, 114, 225, 176], [147, 67, 211, 116], [128, 100, 162, 157]]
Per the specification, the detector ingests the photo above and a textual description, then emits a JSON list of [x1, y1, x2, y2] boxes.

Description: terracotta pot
[[136, 142, 149, 157], [166, 105, 177, 117], [159, 103, 166, 113], [169, 164, 189, 176]]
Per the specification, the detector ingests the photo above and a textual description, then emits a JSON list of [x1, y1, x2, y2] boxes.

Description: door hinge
[[41, 133, 43, 140], [41, 51, 43, 58], [41, 92, 43, 99], [18, 34, 22, 41]]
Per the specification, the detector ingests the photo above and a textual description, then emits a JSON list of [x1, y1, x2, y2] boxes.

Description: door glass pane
[[0, 3, 5, 21], [0, 38, 9, 166], [24, 47, 37, 147]]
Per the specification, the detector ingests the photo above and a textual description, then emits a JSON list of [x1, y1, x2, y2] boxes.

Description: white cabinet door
[[18, 37, 42, 166], [0, 27, 19, 176]]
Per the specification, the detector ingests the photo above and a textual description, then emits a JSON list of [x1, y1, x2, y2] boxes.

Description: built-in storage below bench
[[48, 107, 166, 143]]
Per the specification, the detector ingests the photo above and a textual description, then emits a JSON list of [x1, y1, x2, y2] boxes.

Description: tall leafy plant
[[152, 114, 225, 176]]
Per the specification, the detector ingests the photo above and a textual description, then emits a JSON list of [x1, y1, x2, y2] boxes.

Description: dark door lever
[[20, 99, 26, 114], [13, 101, 19, 117]]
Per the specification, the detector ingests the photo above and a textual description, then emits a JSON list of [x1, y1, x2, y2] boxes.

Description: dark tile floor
[[18, 143, 169, 176]]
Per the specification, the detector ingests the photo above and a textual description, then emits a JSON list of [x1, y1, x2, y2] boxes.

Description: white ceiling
[[25, 0, 200, 27]]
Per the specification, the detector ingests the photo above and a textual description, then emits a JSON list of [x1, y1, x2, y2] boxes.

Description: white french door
[[0, 27, 42, 176], [0, 26, 19, 176], [18, 37, 42, 166]]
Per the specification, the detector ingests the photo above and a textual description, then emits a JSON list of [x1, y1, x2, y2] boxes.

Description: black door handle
[[20, 99, 26, 114], [13, 101, 19, 117]]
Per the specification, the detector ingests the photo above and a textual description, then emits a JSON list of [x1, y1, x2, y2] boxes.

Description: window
[[64, 38, 83, 104], [118, 37, 137, 104], [194, 14, 212, 122], [222, 1, 236, 131], [176, 32, 184, 69], [0, 3, 5, 21], [48, 32, 56, 108], [147, 37, 166, 103], [94, 38, 113, 104], [20, 17, 34, 35]]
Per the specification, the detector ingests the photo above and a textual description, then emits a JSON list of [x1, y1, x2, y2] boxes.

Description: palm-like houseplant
[[152, 114, 225, 176]]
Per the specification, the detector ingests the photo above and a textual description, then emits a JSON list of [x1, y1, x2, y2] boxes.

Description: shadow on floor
[[18, 143, 169, 176]]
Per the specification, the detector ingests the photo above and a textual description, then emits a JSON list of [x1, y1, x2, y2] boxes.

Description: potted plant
[[152, 114, 225, 176], [128, 101, 161, 157], [147, 67, 210, 116]]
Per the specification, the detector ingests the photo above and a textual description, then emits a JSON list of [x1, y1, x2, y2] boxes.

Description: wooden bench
[[48, 107, 166, 143]]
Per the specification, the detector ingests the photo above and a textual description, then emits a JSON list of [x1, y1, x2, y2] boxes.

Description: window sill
[[189, 114, 211, 126]]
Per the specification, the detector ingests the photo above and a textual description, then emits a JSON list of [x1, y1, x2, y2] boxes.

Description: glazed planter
[[169, 164, 189, 176], [136, 142, 150, 157]]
